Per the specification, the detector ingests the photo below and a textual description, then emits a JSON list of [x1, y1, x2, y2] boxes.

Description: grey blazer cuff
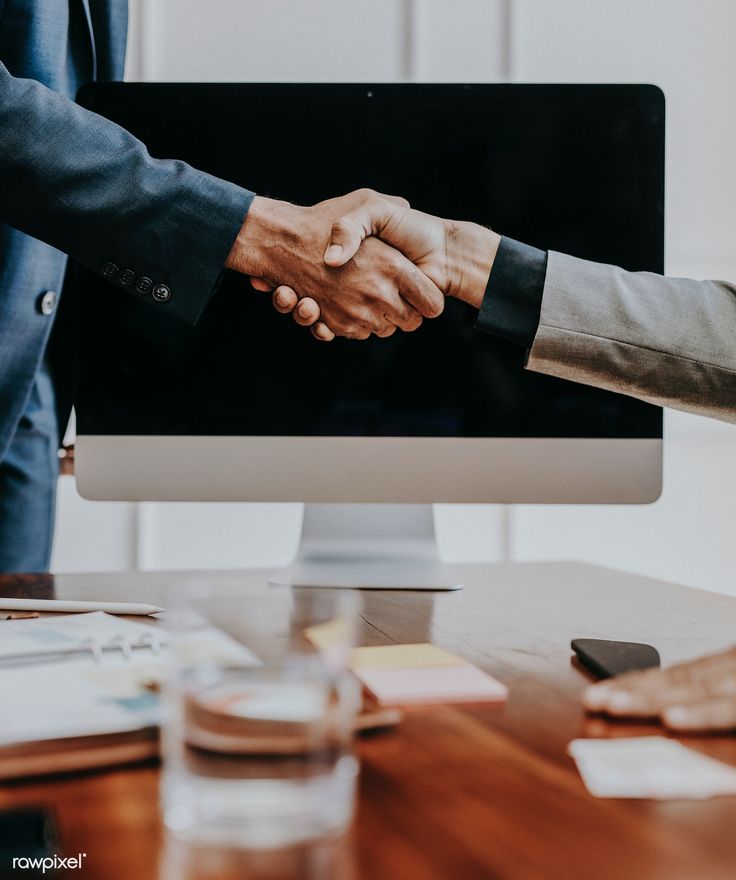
[[526, 251, 736, 423]]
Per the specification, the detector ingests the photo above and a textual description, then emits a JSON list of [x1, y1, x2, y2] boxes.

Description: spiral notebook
[[0, 612, 254, 780], [0, 613, 164, 779], [0, 611, 165, 664]]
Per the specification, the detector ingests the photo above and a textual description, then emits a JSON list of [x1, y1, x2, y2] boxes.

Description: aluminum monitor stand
[[269, 504, 463, 590]]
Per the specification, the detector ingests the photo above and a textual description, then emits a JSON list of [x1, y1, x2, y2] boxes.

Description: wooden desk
[[1, 562, 736, 880]]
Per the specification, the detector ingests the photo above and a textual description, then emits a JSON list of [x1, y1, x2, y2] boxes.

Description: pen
[[0, 598, 164, 616]]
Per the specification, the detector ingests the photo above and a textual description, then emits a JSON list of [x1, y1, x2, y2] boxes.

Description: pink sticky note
[[357, 663, 508, 706]]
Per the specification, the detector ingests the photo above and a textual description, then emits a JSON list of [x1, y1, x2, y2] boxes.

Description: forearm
[[0, 63, 253, 324], [444, 221, 501, 309]]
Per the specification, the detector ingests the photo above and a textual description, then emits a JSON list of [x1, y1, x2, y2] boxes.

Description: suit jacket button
[[136, 276, 153, 295], [102, 261, 118, 278], [37, 290, 58, 316], [152, 283, 171, 303], [120, 269, 136, 286]]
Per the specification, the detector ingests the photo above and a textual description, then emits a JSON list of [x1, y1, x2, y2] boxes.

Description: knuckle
[[356, 316, 376, 334], [356, 187, 377, 202], [384, 251, 403, 274]]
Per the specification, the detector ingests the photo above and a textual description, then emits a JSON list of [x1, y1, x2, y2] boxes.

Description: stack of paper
[[351, 643, 508, 707], [569, 736, 736, 800]]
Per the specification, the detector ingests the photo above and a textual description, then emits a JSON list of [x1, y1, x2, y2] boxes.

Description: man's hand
[[227, 192, 444, 339], [582, 646, 736, 732], [258, 188, 501, 340]]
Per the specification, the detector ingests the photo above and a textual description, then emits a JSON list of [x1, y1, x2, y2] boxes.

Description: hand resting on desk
[[583, 646, 736, 733]]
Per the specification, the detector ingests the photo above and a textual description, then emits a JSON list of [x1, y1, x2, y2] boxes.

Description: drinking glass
[[161, 584, 360, 848]]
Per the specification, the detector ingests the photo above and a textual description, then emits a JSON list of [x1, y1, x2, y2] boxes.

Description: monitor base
[[268, 504, 463, 591]]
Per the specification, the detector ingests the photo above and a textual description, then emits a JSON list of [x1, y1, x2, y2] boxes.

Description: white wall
[[506, 0, 736, 594], [53, 0, 736, 594]]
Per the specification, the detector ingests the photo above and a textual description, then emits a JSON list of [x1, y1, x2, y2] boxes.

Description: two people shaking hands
[[228, 188, 498, 343]]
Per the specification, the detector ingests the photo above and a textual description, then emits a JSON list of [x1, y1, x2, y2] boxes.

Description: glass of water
[[161, 584, 361, 848]]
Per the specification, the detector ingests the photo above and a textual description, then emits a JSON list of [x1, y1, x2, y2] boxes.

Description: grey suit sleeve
[[0, 62, 254, 324], [526, 251, 736, 422]]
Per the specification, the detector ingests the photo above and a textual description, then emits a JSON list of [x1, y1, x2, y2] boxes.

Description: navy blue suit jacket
[[0, 0, 254, 458]]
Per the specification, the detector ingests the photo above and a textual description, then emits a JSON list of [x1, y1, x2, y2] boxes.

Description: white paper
[[569, 736, 736, 800], [0, 655, 161, 745]]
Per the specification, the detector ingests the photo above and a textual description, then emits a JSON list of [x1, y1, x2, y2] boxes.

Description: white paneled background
[[53, 0, 736, 595]]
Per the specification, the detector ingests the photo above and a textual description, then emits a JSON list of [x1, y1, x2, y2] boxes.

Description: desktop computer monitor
[[72, 83, 664, 588]]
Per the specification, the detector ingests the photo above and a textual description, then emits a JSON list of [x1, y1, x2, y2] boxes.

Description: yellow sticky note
[[350, 643, 464, 671], [304, 617, 351, 651]]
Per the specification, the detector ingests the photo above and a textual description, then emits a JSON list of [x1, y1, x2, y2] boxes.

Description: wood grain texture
[[1, 562, 735, 880]]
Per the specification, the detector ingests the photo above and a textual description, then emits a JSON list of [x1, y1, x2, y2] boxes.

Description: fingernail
[[324, 244, 343, 262], [298, 301, 311, 317], [583, 685, 610, 710], [663, 705, 689, 726], [275, 291, 289, 307], [608, 691, 635, 711]]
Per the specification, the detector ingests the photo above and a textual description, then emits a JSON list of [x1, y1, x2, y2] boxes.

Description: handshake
[[226, 189, 502, 341]]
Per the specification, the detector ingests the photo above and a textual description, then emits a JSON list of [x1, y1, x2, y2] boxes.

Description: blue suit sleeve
[[474, 237, 548, 349], [0, 62, 254, 324]]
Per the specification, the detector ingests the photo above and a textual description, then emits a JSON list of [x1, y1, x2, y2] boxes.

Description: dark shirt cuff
[[474, 237, 548, 349]]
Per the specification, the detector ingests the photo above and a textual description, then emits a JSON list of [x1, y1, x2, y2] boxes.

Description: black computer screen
[[74, 84, 663, 439]]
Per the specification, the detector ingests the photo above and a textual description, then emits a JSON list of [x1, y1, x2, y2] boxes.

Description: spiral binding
[[1, 632, 162, 666]]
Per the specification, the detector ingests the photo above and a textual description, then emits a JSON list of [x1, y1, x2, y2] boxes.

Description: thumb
[[324, 211, 372, 267], [324, 193, 404, 267]]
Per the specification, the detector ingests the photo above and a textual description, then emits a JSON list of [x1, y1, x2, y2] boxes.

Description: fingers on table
[[662, 695, 736, 732], [583, 646, 736, 725]]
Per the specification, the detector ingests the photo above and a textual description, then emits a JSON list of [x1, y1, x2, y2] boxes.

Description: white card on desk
[[569, 736, 736, 800]]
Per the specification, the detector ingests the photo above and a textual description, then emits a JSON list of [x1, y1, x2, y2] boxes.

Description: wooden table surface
[[1, 561, 736, 880]]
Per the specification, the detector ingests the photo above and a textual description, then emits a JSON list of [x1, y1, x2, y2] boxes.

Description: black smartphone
[[571, 638, 661, 679], [0, 807, 58, 879]]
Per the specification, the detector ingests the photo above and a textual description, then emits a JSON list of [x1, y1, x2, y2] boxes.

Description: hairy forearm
[[226, 196, 305, 280]]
